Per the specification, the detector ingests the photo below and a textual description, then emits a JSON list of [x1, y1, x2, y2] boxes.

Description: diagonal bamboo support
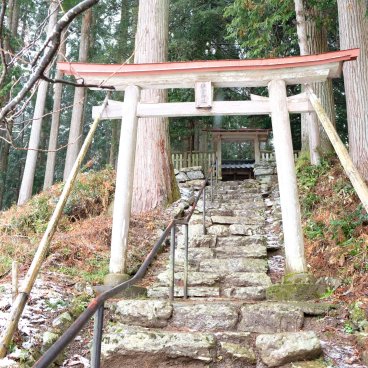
[[0, 94, 110, 358], [306, 85, 368, 213]]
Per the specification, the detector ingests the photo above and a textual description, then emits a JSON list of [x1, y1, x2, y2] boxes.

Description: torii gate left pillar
[[105, 85, 140, 285]]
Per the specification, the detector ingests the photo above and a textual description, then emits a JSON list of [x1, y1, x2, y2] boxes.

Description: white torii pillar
[[268, 79, 307, 274], [106, 85, 141, 284]]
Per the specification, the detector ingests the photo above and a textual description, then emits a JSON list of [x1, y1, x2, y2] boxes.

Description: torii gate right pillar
[[268, 79, 307, 274]]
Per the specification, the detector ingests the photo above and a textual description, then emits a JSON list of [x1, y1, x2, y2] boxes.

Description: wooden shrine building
[[207, 128, 271, 180]]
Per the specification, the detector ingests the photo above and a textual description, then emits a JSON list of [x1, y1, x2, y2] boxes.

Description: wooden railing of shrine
[[172, 151, 216, 171], [260, 150, 301, 162], [171, 150, 301, 170]]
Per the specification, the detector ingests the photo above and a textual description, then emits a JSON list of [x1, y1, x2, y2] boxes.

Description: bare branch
[[40, 74, 115, 90], [0, 0, 100, 125], [0, 132, 83, 153]]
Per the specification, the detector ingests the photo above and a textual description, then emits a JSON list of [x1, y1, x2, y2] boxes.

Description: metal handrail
[[34, 174, 211, 368]]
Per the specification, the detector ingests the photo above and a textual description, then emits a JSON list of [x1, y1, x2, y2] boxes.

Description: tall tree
[[0, 0, 19, 208], [63, 7, 92, 180], [43, 32, 66, 189], [17, 0, 59, 205], [294, 0, 335, 159], [131, 0, 179, 214], [337, 0, 368, 181]]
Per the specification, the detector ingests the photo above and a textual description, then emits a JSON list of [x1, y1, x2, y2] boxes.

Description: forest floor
[[0, 157, 367, 366]]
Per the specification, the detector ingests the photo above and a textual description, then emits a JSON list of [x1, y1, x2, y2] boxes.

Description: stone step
[[207, 202, 265, 210], [207, 224, 264, 237], [109, 300, 306, 334], [101, 324, 216, 362], [200, 258, 268, 273], [156, 271, 221, 286], [155, 271, 271, 288], [214, 245, 267, 258], [223, 272, 272, 287], [147, 286, 220, 298], [238, 303, 304, 333], [211, 215, 265, 226], [216, 235, 265, 247], [174, 244, 267, 261], [221, 286, 266, 300]]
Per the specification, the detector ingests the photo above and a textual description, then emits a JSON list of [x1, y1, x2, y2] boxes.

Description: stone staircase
[[100, 180, 328, 368]]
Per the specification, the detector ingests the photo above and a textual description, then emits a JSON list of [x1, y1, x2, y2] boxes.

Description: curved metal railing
[[34, 172, 212, 368]]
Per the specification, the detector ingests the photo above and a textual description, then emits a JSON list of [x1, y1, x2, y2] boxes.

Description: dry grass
[[297, 155, 368, 304], [0, 168, 169, 283]]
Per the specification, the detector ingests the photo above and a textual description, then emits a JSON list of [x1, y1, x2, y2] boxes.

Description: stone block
[[238, 303, 304, 333], [229, 224, 262, 236], [156, 271, 221, 286], [215, 245, 267, 258], [114, 300, 173, 328], [256, 331, 322, 367], [190, 235, 217, 248], [181, 166, 202, 173], [222, 286, 266, 300], [170, 303, 239, 331], [147, 286, 220, 298], [220, 342, 256, 364], [187, 170, 205, 180], [266, 283, 320, 301], [223, 272, 272, 287], [102, 324, 216, 362], [207, 224, 229, 236], [176, 172, 189, 182], [200, 258, 268, 273], [216, 235, 265, 247]]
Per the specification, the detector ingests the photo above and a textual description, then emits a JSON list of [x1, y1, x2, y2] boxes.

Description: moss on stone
[[266, 283, 320, 301], [220, 342, 256, 364]]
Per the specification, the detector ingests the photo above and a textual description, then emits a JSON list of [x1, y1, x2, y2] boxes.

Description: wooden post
[[268, 79, 307, 274], [307, 86, 368, 213], [308, 112, 321, 165], [254, 135, 261, 163], [109, 85, 140, 276]]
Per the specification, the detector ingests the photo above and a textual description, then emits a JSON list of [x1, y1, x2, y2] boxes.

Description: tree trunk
[[131, 0, 179, 214], [294, 0, 311, 153], [17, 0, 59, 205], [0, 0, 19, 208], [306, 7, 335, 153], [43, 32, 67, 189], [337, 0, 368, 181], [63, 8, 92, 180], [294, 0, 335, 158]]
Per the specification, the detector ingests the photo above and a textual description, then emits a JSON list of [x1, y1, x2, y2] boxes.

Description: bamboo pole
[[306, 85, 368, 213], [11, 261, 18, 303], [0, 94, 110, 358]]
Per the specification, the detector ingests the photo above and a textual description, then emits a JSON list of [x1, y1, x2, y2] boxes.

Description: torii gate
[[58, 49, 361, 281]]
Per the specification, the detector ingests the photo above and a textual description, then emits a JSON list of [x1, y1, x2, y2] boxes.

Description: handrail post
[[202, 186, 206, 235], [210, 166, 213, 202], [169, 225, 176, 301], [91, 303, 104, 368], [183, 224, 189, 299]]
